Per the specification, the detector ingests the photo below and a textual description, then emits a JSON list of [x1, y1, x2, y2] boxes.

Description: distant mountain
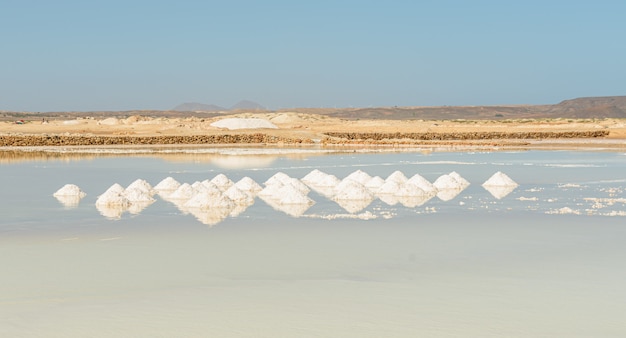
[[171, 100, 266, 112], [172, 102, 226, 112], [230, 100, 266, 110]]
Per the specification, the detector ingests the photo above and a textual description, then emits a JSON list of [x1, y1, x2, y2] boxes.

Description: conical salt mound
[[154, 177, 180, 191], [302, 169, 340, 187], [386, 171, 408, 184], [344, 170, 372, 185], [210, 174, 234, 191], [234, 177, 262, 193], [482, 171, 518, 187], [53, 184, 86, 198], [126, 179, 153, 194], [449, 171, 470, 189], [264, 172, 291, 186], [407, 174, 437, 194]]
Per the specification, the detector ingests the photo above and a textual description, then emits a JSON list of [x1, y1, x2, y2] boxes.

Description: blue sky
[[2, 0, 625, 111]]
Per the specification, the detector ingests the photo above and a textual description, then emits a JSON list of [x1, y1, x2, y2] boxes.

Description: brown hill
[[2, 96, 625, 121]]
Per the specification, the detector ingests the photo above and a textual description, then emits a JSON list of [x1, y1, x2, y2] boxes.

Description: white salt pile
[[123, 188, 156, 203], [433, 172, 469, 201], [334, 179, 374, 201], [302, 169, 341, 187], [53, 184, 86, 208], [98, 117, 120, 125], [378, 180, 402, 195], [395, 182, 427, 197], [333, 179, 374, 213], [482, 171, 518, 199], [364, 176, 385, 192], [102, 183, 125, 195], [264, 172, 292, 186], [53, 184, 86, 198], [449, 171, 470, 189], [386, 171, 408, 184], [482, 171, 518, 187], [210, 118, 278, 130], [234, 177, 262, 194], [184, 191, 234, 210], [126, 179, 153, 194], [277, 185, 314, 205], [154, 177, 181, 191], [407, 174, 437, 194], [224, 185, 254, 204], [433, 173, 463, 190], [264, 172, 310, 194], [344, 170, 372, 185], [96, 184, 130, 207], [166, 183, 195, 200], [210, 174, 234, 191]]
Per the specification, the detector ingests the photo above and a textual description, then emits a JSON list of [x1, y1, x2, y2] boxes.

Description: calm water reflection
[[1, 150, 625, 337]]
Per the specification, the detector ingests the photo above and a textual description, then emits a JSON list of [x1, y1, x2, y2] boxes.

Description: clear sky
[[2, 0, 625, 112]]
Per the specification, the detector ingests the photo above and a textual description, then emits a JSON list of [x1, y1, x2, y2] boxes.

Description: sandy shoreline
[[2, 112, 626, 152]]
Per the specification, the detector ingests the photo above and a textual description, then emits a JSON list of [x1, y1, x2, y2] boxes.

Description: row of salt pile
[[52, 170, 519, 223]]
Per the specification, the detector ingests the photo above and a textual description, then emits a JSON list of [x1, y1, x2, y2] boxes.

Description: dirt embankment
[[324, 130, 609, 141], [0, 134, 312, 147]]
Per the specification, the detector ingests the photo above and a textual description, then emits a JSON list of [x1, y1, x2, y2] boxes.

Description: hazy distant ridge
[[172, 100, 265, 112]]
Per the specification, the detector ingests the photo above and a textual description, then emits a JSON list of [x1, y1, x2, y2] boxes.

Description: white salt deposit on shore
[[210, 118, 278, 130]]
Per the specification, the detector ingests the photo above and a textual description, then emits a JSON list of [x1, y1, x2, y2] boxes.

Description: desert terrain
[[2, 96, 626, 150]]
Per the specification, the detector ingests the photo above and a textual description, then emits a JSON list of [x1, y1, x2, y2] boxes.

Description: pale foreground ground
[[3, 112, 626, 149]]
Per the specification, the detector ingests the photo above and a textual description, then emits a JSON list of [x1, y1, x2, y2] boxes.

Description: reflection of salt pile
[[167, 183, 195, 201], [433, 171, 470, 201], [364, 176, 385, 193], [95, 183, 130, 219], [53, 184, 86, 208], [407, 174, 437, 195], [259, 173, 314, 217], [157, 174, 260, 225], [332, 178, 374, 213], [482, 171, 518, 199], [302, 169, 339, 198], [374, 171, 436, 207], [123, 179, 156, 213]]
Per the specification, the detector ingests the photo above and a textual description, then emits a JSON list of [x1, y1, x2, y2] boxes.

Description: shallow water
[[1, 150, 626, 337]]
